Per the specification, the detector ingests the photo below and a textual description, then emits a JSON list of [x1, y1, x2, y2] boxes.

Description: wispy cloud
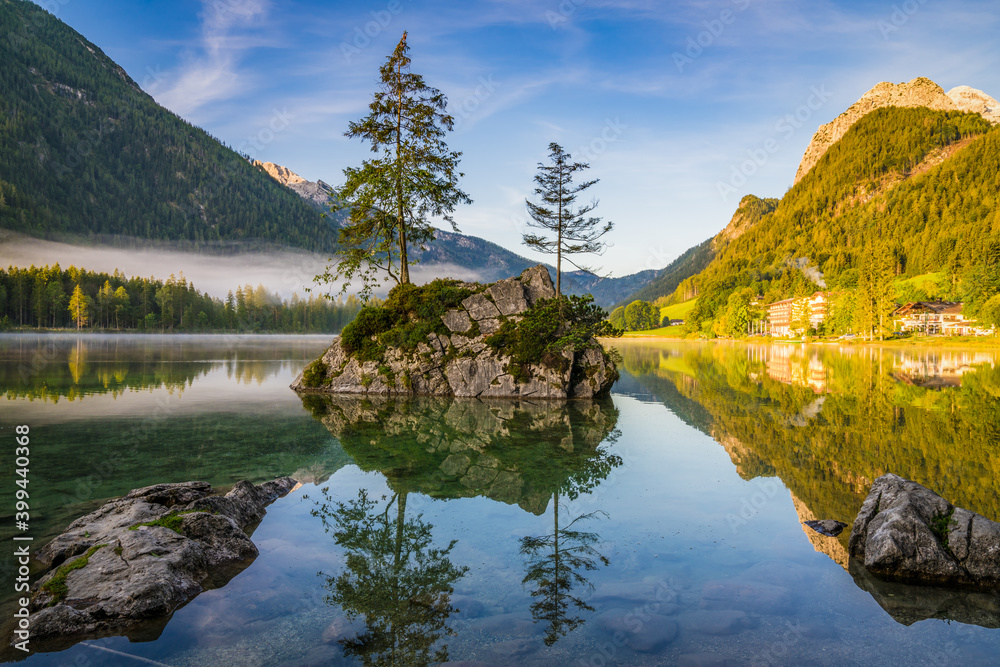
[[155, 0, 273, 117]]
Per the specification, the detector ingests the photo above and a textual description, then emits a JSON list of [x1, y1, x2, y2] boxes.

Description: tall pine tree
[[320, 32, 470, 299], [523, 143, 613, 296]]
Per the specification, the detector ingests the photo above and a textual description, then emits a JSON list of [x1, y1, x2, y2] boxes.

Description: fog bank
[[0, 233, 484, 300]]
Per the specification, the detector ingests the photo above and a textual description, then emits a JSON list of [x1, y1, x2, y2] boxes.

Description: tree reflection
[[303, 395, 625, 652], [520, 496, 609, 646], [311, 488, 468, 666]]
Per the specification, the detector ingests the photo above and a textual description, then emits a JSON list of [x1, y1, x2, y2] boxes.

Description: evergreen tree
[[523, 143, 613, 296], [320, 32, 471, 299], [68, 284, 89, 329]]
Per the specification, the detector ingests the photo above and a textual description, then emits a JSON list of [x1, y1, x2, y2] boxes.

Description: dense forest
[[0, 0, 337, 251], [0, 265, 361, 332], [637, 107, 1000, 336]]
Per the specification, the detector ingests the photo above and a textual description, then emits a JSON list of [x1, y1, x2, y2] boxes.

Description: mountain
[[659, 77, 1000, 332], [252, 161, 335, 211], [0, 0, 336, 251], [0, 1, 656, 307], [614, 195, 779, 308], [794, 77, 1000, 184], [612, 238, 713, 307]]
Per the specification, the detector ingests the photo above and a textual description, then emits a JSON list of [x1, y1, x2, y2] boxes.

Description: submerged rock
[[21, 477, 297, 653], [803, 519, 848, 537], [291, 266, 618, 399], [849, 473, 1000, 588]]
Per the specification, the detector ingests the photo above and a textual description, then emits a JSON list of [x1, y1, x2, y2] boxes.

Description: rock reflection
[[303, 394, 623, 654], [849, 559, 1000, 628], [302, 395, 622, 515]]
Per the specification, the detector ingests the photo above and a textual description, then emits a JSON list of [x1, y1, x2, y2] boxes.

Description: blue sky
[[40, 0, 1000, 278]]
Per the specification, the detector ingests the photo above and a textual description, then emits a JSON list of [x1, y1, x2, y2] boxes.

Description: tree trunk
[[396, 57, 409, 285]]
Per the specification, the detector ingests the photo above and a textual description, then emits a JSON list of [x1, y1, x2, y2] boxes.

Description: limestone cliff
[[794, 77, 1000, 184], [712, 194, 779, 249], [253, 160, 307, 185], [291, 266, 618, 399]]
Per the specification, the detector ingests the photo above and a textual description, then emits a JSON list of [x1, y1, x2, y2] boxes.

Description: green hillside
[[672, 106, 1000, 332], [0, 0, 336, 250]]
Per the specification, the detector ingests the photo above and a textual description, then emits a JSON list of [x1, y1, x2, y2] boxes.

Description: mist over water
[[0, 232, 484, 300]]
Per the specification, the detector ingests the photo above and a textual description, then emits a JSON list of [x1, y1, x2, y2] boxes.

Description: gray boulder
[[849, 473, 1000, 588], [23, 477, 297, 651]]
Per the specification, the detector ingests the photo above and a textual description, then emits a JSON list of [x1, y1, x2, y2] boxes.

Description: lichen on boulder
[[20, 477, 297, 653], [292, 265, 620, 399]]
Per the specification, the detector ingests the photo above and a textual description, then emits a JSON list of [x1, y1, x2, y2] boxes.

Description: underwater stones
[[849, 473, 1000, 588], [596, 608, 679, 652], [679, 609, 755, 636], [700, 580, 796, 615]]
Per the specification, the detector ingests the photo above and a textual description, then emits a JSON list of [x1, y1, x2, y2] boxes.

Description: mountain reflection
[[302, 395, 623, 655], [613, 340, 1000, 625]]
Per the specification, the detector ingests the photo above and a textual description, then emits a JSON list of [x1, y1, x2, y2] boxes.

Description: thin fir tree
[[318, 32, 471, 300], [523, 143, 613, 296]]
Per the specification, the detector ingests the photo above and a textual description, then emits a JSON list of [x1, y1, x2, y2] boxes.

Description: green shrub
[[485, 294, 620, 381], [301, 359, 328, 387], [341, 306, 396, 361]]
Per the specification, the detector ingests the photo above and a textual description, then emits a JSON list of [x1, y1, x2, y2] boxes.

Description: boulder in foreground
[[19, 477, 296, 653], [849, 473, 1000, 588]]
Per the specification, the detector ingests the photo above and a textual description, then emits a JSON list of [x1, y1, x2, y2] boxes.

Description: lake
[[2, 334, 999, 665]]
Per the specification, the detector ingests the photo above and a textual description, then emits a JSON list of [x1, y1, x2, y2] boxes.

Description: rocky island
[[291, 266, 619, 399]]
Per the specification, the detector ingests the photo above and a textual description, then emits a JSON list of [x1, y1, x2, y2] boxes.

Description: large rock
[[292, 266, 618, 399], [848, 473, 1000, 588], [22, 477, 297, 652]]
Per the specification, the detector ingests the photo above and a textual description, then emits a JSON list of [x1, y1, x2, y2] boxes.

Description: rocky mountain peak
[[253, 160, 307, 186], [946, 85, 1000, 124], [793, 77, 1000, 184]]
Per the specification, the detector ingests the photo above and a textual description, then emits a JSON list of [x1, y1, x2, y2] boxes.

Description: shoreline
[[606, 334, 1000, 349]]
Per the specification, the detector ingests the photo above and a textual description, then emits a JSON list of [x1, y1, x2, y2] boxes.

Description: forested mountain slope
[[677, 105, 1000, 331], [0, 0, 336, 251]]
